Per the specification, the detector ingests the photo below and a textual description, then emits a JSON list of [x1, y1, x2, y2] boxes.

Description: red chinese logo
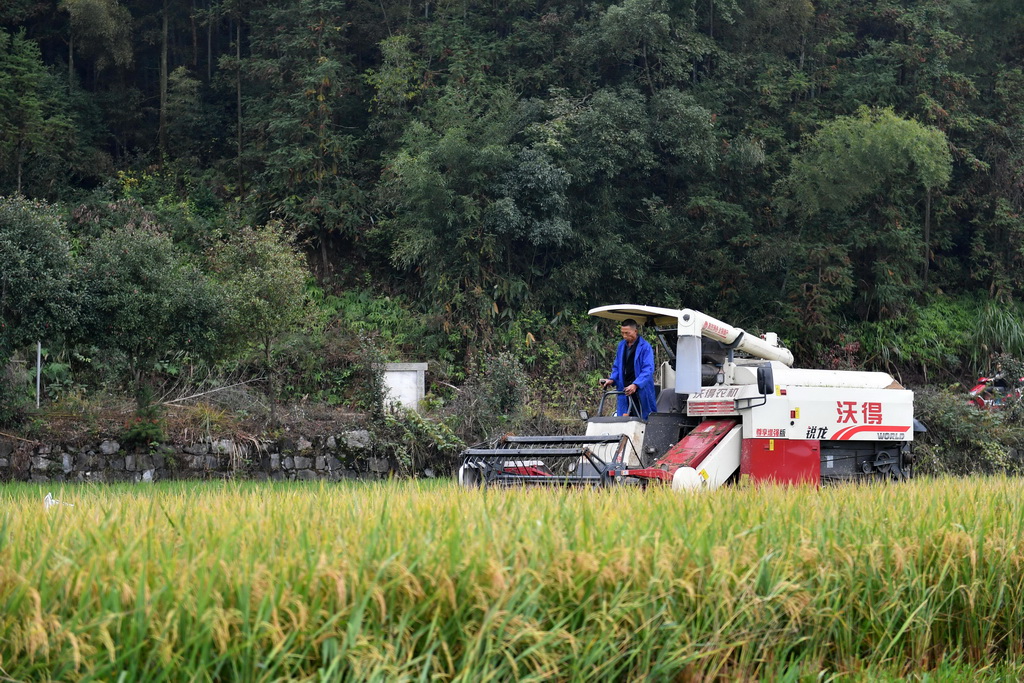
[[836, 401, 884, 424], [836, 401, 858, 424], [862, 402, 882, 425]]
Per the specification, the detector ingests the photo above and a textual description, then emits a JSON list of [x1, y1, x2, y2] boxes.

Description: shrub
[[913, 384, 1024, 476], [0, 196, 78, 367], [77, 223, 230, 385], [852, 296, 978, 381], [123, 387, 167, 447], [447, 352, 527, 442], [374, 409, 464, 476], [359, 337, 389, 421], [0, 366, 28, 427]]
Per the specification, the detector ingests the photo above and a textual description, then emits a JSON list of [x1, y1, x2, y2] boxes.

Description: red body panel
[[659, 418, 738, 468], [741, 438, 819, 485], [502, 466, 551, 476], [626, 419, 739, 482], [619, 467, 672, 481]]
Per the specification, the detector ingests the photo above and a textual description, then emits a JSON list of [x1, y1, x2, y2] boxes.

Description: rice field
[[2, 477, 1024, 681]]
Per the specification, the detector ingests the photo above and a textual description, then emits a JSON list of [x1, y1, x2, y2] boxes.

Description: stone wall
[[0, 430, 398, 483]]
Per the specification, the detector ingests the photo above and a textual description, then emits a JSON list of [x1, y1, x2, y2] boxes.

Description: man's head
[[620, 319, 639, 344]]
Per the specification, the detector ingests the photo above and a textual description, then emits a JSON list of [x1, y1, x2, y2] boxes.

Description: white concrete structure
[[383, 363, 428, 411]]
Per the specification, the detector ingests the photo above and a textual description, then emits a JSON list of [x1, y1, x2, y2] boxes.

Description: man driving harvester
[[599, 318, 656, 419]]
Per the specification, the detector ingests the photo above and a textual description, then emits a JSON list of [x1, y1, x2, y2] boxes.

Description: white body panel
[[671, 425, 743, 490], [772, 386, 914, 443], [687, 361, 915, 442], [687, 384, 750, 417], [655, 360, 676, 395], [687, 385, 914, 442], [588, 304, 693, 328], [770, 366, 902, 390], [584, 419, 645, 467]]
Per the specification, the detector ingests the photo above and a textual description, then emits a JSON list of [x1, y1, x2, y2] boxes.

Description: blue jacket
[[610, 336, 656, 419]]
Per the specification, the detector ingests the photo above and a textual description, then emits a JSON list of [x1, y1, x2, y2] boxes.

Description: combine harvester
[[459, 305, 922, 490]]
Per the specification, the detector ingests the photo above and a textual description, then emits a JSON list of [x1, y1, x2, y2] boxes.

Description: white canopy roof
[[588, 304, 684, 327], [589, 303, 795, 367]]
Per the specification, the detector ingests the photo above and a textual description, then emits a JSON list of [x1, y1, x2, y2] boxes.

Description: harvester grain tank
[[458, 305, 921, 489]]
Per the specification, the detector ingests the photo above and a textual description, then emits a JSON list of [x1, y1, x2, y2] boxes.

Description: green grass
[[2, 478, 1024, 681]]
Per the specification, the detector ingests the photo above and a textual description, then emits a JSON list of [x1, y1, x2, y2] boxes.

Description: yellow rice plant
[[1, 477, 1024, 680]]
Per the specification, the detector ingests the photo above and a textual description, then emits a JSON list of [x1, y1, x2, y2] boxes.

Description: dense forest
[[4, 0, 1024, 431]]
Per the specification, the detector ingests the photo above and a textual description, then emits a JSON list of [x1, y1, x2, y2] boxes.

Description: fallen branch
[[0, 430, 39, 445], [162, 379, 265, 406]]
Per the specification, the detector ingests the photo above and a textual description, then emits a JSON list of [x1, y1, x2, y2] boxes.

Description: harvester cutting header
[[459, 304, 921, 489]]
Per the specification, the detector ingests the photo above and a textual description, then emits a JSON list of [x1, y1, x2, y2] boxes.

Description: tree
[[210, 222, 309, 421], [0, 196, 78, 369], [241, 0, 368, 275], [380, 83, 581, 345], [594, 0, 688, 94], [0, 29, 75, 196], [962, 66, 1024, 302], [783, 108, 951, 216], [779, 107, 952, 324], [364, 34, 426, 142], [540, 85, 726, 311], [581, 0, 726, 93], [59, 0, 133, 83], [77, 217, 229, 385], [164, 65, 204, 160]]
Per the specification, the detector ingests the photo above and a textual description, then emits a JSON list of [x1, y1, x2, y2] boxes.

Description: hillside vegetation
[[4, 1, 1024, 464]]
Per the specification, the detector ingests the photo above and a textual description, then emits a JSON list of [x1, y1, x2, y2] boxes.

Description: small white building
[[382, 363, 428, 411]]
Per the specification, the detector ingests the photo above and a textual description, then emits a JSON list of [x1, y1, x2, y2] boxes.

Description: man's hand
[[624, 383, 637, 396], [599, 378, 613, 389]]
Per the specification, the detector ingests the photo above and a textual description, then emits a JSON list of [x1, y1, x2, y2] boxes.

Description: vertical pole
[[36, 341, 41, 408]]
